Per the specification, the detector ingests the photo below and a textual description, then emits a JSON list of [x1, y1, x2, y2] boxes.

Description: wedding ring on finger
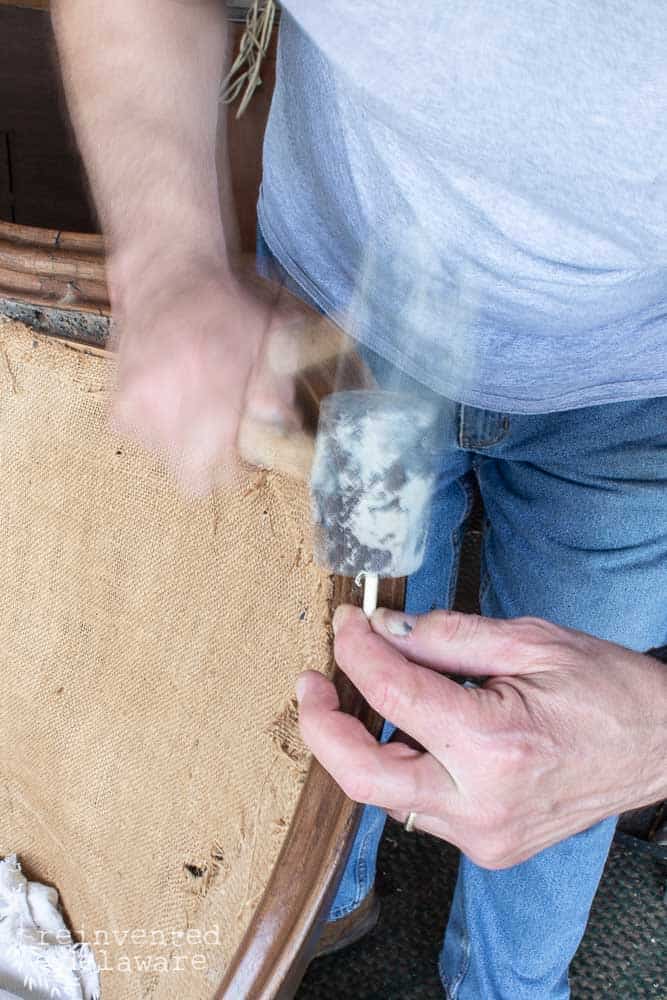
[[404, 811, 418, 833]]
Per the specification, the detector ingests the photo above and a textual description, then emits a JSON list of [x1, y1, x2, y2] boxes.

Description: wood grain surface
[[0, 220, 108, 314], [216, 577, 406, 1000]]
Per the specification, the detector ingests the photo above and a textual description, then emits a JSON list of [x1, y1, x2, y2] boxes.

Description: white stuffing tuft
[[0, 855, 100, 1000]]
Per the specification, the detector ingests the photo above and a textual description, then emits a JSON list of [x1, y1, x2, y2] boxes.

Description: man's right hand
[[52, 0, 348, 494], [110, 258, 312, 497], [52, 0, 310, 495]]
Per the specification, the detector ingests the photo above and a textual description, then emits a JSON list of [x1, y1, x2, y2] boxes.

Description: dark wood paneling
[[11, 130, 97, 232], [227, 40, 276, 252], [1, 5, 275, 249], [0, 6, 97, 230], [0, 132, 13, 219]]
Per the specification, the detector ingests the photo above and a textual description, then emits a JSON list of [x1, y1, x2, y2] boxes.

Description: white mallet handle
[[362, 573, 379, 617]]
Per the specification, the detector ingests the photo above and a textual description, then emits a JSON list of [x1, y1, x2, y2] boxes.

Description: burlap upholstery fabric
[[0, 317, 333, 998]]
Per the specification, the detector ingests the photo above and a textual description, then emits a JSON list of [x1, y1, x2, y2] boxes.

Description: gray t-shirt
[[258, 2, 667, 412]]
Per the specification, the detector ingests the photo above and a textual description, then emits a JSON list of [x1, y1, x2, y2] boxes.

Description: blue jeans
[[256, 228, 667, 998]]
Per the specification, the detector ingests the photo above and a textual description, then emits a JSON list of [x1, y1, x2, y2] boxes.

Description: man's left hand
[[296, 605, 667, 868]]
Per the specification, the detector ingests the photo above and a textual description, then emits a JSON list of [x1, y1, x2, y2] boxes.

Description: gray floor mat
[[298, 824, 666, 999]]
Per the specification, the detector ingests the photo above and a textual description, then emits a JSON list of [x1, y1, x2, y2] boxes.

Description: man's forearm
[[51, 0, 229, 301]]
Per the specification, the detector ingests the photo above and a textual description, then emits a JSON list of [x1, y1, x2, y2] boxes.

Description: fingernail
[[295, 674, 308, 703], [373, 609, 416, 637]]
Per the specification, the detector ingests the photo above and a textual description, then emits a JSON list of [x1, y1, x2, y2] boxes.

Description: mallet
[[310, 390, 441, 615]]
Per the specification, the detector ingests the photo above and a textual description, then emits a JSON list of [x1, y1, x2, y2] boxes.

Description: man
[[52, 2, 666, 996]]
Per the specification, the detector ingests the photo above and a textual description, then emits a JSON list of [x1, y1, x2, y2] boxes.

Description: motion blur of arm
[[52, 1, 304, 494], [52, 0, 229, 296]]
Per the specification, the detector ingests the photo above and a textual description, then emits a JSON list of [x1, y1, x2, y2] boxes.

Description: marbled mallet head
[[310, 390, 441, 579]]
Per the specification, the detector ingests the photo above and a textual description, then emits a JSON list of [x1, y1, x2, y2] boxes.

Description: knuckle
[[507, 616, 562, 649], [369, 668, 402, 719], [429, 610, 480, 644]]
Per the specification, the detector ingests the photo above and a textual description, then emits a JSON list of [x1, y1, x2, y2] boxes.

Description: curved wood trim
[[216, 576, 406, 1000], [0, 1, 49, 9], [0, 221, 104, 254], [0, 222, 109, 315]]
